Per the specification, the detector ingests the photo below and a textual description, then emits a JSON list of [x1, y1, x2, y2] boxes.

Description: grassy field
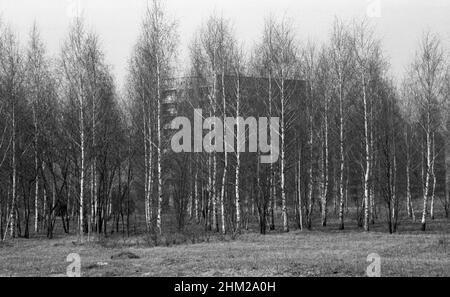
[[1, 215, 450, 277]]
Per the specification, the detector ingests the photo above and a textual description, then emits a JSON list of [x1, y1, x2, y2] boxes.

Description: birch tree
[[25, 24, 54, 234], [257, 17, 277, 230], [232, 46, 245, 233], [352, 20, 379, 232], [302, 41, 318, 230], [316, 48, 332, 227], [60, 19, 88, 240], [0, 28, 24, 239], [271, 18, 299, 232], [444, 72, 450, 218], [400, 81, 417, 221], [329, 18, 353, 230], [128, 44, 154, 232], [196, 15, 233, 233], [405, 32, 447, 231], [133, 0, 177, 234], [60, 18, 111, 239]]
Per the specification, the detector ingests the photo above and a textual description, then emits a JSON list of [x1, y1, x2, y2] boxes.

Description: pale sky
[[1, 0, 450, 90]]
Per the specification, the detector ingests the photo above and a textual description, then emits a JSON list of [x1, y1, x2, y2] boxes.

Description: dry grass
[[1, 227, 450, 277]]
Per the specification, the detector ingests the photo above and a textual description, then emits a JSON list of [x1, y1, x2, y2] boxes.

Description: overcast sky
[[1, 0, 450, 90]]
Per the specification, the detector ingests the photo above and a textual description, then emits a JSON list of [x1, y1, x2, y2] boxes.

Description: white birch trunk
[[156, 58, 163, 235], [235, 74, 241, 232], [79, 91, 85, 240], [143, 90, 151, 232], [9, 104, 17, 238], [298, 147, 303, 230], [445, 137, 450, 218], [268, 72, 275, 230], [91, 94, 97, 233], [34, 108, 39, 233], [280, 74, 288, 232], [362, 75, 370, 232], [307, 113, 313, 229], [405, 129, 414, 220], [149, 111, 154, 223], [421, 122, 431, 231], [338, 80, 345, 230], [219, 72, 226, 235], [369, 107, 375, 224], [321, 104, 329, 227], [391, 132, 397, 231], [211, 75, 218, 232], [194, 166, 199, 223], [431, 133, 436, 220]]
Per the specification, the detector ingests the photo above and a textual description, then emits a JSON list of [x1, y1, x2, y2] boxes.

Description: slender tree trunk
[[333, 162, 337, 214], [298, 146, 303, 230], [345, 164, 350, 214], [268, 72, 275, 231], [0, 192, 3, 239], [42, 162, 47, 232], [91, 101, 97, 233], [9, 105, 17, 238], [421, 123, 431, 231], [271, 176, 277, 230], [307, 113, 313, 230], [51, 168, 56, 238], [369, 107, 375, 224], [219, 71, 226, 235], [188, 177, 192, 219], [79, 85, 85, 241], [156, 57, 163, 235], [280, 75, 288, 232], [338, 81, 345, 230], [431, 133, 436, 220], [210, 75, 218, 232], [362, 76, 370, 232], [321, 99, 329, 227], [207, 72, 219, 232], [213, 150, 218, 232], [194, 163, 199, 223], [207, 144, 213, 231], [33, 108, 39, 233], [256, 153, 264, 234], [445, 136, 450, 218], [142, 83, 152, 233], [235, 74, 241, 232], [147, 118, 153, 229], [405, 128, 413, 219], [391, 129, 398, 232], [143, 98, 149, 231], [127, 136, 132, 236], [91, 165, 96, 234]]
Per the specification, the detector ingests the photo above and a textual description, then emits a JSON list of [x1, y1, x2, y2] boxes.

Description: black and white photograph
[[0, 0, 450, 285]]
